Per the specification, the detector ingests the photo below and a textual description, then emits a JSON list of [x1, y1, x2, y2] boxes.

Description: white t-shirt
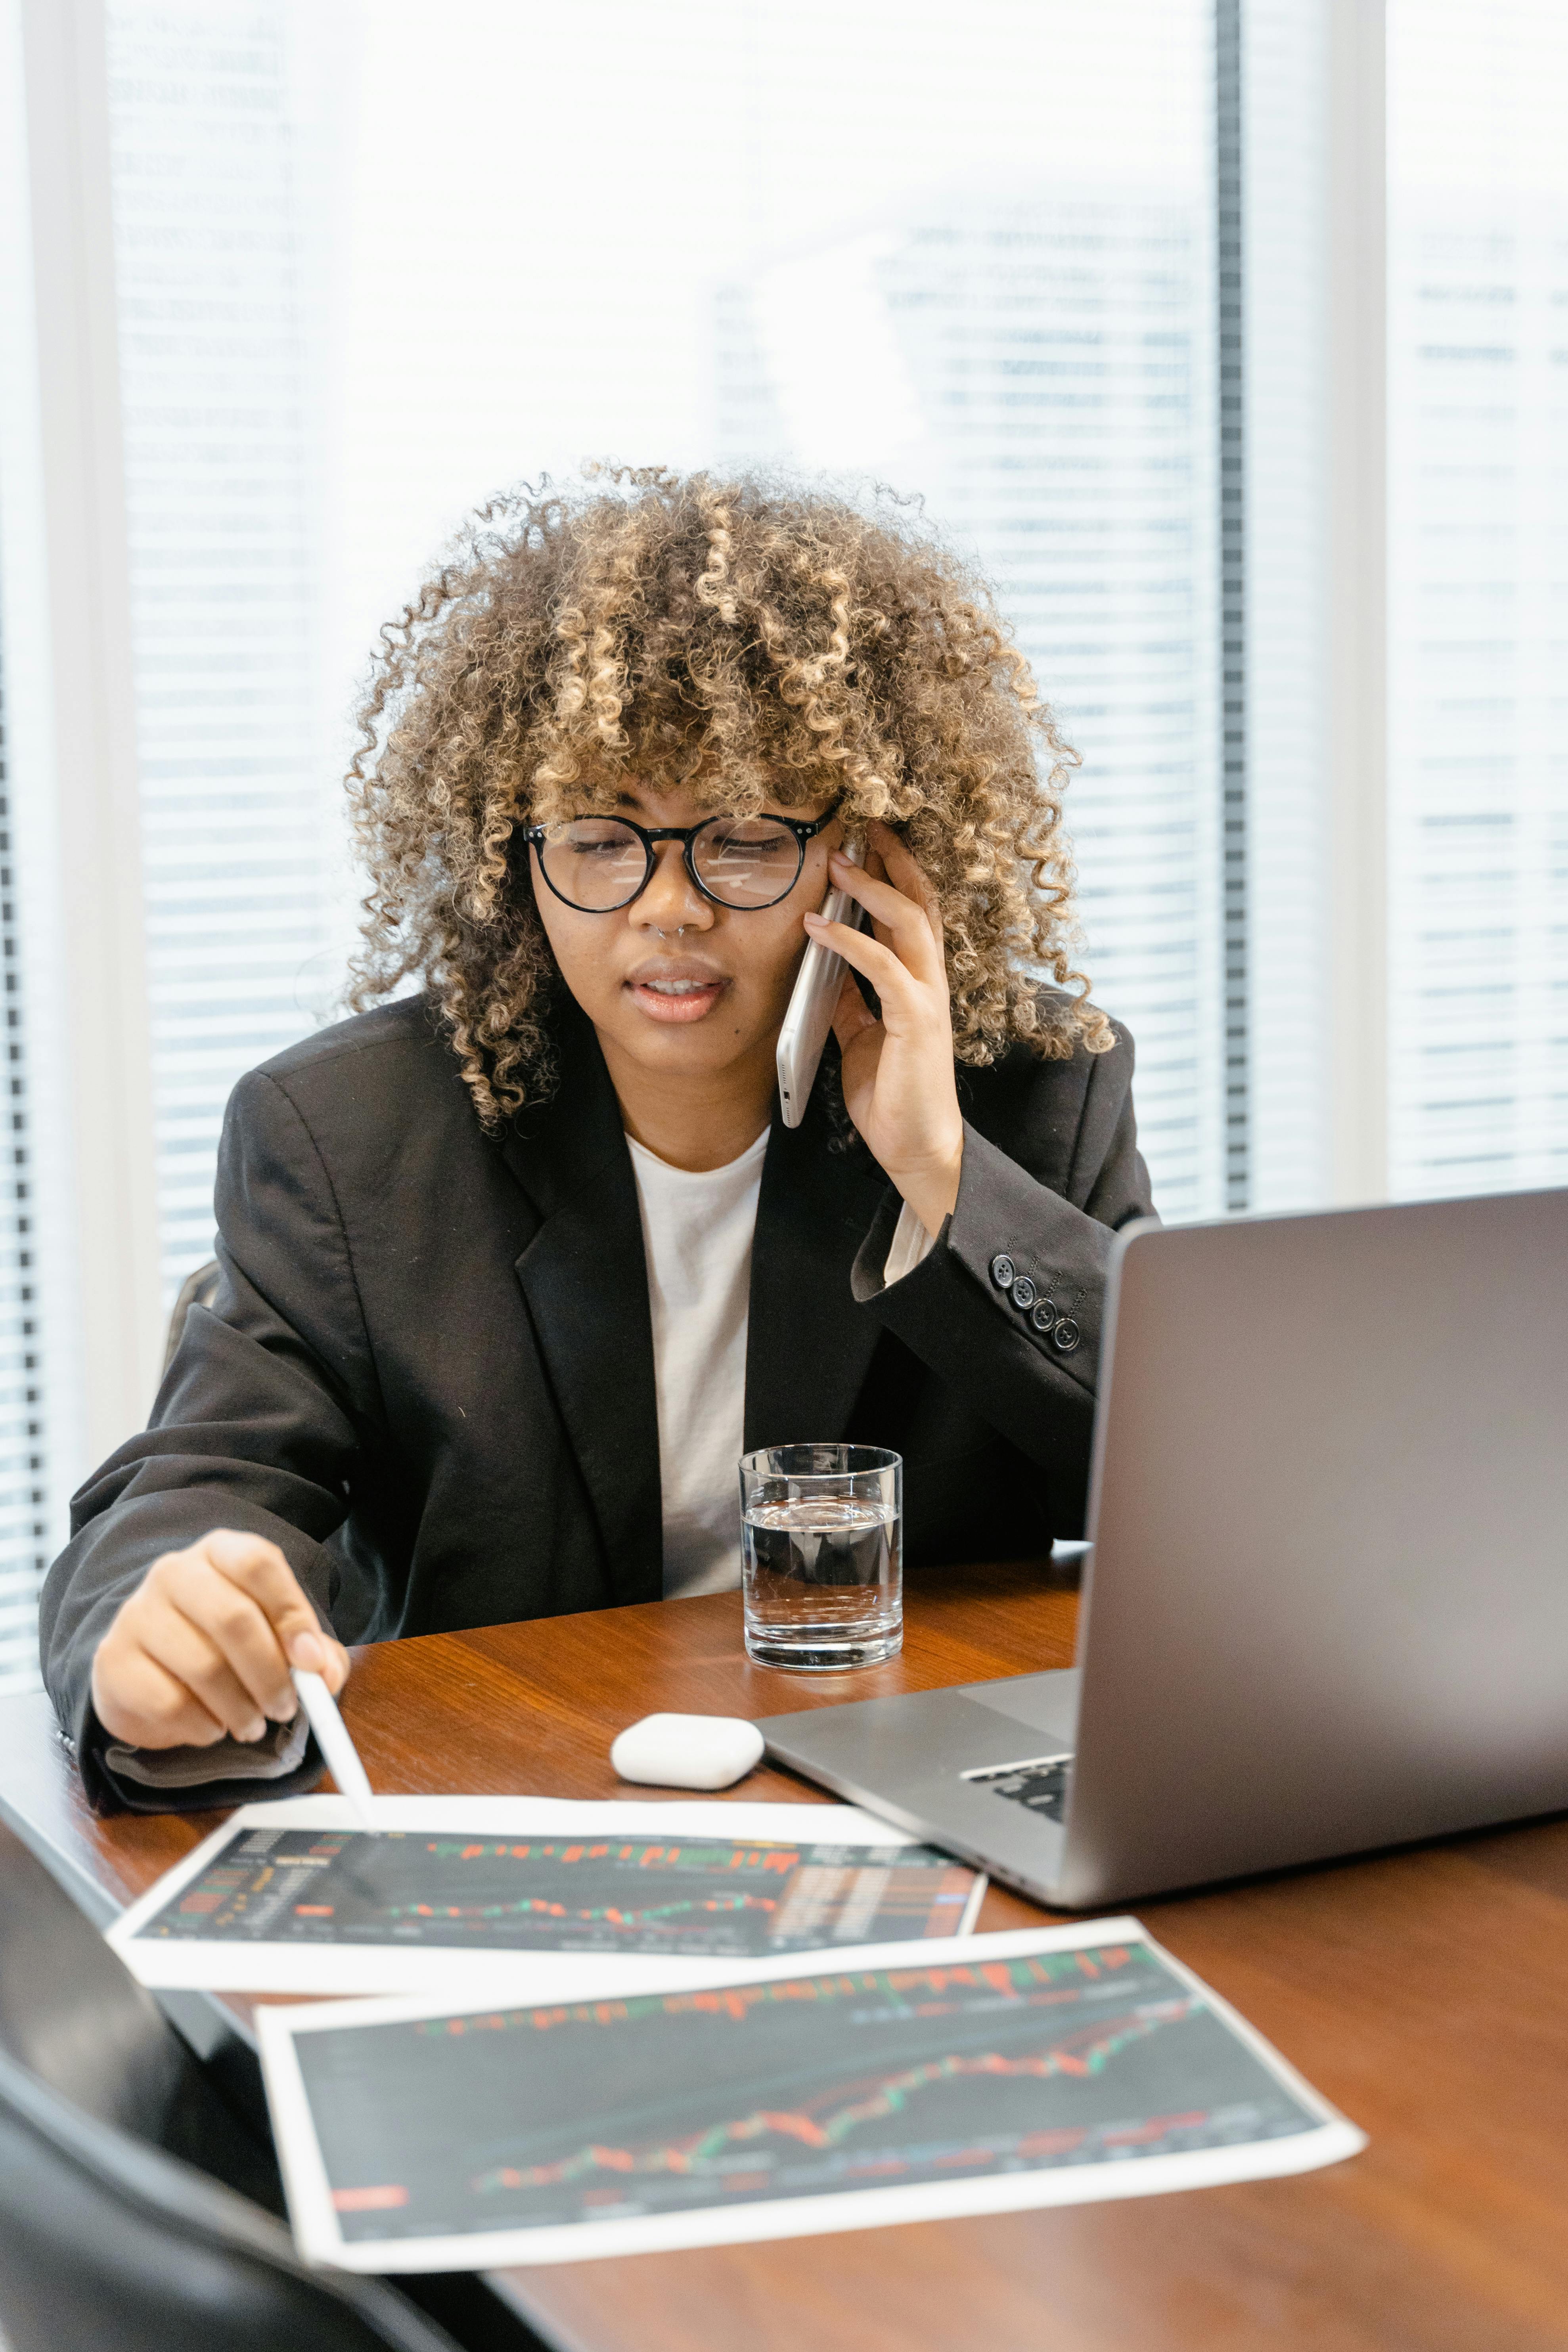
[[628, 1132, 770, 1598], [628, 1131, 936, 1600]]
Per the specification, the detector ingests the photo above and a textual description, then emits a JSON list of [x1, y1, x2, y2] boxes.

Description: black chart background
[[293, 1942, 1321, 2243], [139, 1826, 976, 1958]]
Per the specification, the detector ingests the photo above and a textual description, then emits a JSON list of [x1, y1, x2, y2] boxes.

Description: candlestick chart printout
[[130, 1824, 976, 1959], [284, 1934, 1345, 2255]]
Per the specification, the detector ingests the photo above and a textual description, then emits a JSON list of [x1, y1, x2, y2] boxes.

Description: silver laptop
[[755, 1188, 1568, 1909]]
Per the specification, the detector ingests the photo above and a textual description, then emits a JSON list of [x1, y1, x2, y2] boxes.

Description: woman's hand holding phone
[[803, 819, 965, 1239]]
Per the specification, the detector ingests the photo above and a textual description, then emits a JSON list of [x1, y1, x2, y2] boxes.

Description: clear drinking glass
[[739, 1444, 903, 1671]]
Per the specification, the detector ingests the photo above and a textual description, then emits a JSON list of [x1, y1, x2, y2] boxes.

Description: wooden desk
[[4, 1560, 1568, 2352]]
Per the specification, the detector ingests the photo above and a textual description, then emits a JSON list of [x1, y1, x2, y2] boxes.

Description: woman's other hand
[[89, 1530, 350, 1750], [805, 819, 965, 1238]]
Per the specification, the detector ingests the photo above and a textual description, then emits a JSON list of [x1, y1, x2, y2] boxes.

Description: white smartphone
[[775, 836, 867, 1129]]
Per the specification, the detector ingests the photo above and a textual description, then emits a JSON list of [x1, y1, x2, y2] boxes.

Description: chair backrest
[[0, 2045, 461, 2352], [163, 1255, 222, 1374], [0, 1817, 280, 2204], [0, 1822, 464, 2352]]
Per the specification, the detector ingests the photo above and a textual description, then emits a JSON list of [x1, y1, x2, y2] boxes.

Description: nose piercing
[[653, 924, 688, 938]]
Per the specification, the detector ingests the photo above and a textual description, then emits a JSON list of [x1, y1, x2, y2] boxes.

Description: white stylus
[[292, 1667, 376, 1826]]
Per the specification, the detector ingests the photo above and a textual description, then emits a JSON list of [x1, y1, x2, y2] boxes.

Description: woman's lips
[[625, 976, 728, 1024]]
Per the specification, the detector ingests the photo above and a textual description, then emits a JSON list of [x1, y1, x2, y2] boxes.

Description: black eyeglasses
[[525, 807, 837, 915]]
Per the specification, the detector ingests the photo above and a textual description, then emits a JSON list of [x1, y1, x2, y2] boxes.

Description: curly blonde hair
[[347, 466, 1110, 1125]]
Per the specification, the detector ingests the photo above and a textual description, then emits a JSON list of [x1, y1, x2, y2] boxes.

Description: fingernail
[[289, 1631, 327, 1673], [243, 1717, 266, 1744], [266, 1694, 299, 1723], [803, 911, 824, 926]]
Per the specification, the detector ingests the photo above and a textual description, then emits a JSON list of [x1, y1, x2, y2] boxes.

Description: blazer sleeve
[[849, 1022, 1156, 1471], [38, 1069, 380, 1812]]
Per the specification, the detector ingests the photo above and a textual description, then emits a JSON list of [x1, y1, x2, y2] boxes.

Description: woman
[[41, 469, 1154, 1811]]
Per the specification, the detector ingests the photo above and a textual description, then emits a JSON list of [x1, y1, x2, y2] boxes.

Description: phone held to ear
[[775, 836, 867, 1130]]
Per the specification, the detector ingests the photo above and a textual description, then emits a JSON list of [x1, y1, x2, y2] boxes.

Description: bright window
[[103, 0, 1226, 1255], [1387, 0, 1568, 1196], [1, 0, 1565, 1695]]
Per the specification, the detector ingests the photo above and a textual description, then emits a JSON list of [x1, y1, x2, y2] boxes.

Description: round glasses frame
[[524, 806, 838, 915]]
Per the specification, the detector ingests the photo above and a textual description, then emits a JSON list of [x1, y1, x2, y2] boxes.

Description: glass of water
[[739, 1444, 902, 1671]]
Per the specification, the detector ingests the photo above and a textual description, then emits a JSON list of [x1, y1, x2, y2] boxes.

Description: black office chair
[[0, 1814, 284, 2208], [0, 1823, 545, 2352], [0, 2045, 464, 2352], [164, 1255, 222, 1374]]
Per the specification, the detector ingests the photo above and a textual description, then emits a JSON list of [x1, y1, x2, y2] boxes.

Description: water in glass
[[740, 1445, 903, 1670]]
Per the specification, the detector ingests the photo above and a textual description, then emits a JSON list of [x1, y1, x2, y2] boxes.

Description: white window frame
[[1324, 0, 1389, 1204], [1, 0, 161, 1522]]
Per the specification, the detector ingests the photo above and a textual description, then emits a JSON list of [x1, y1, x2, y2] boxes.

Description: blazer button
[[1030, 1298, 1056, 1334], [990, 1254, 1015, 1290], [1011, 1274, 1036, 1311], [1053, 1318, 1082, 1354]]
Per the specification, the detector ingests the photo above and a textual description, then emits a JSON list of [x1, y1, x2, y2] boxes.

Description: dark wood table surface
[[4, 1558, 1568, 2352]]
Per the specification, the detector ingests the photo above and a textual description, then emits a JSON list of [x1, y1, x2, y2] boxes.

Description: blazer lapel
[[744, 1091, 892, 1454], [502, 1006, 893, 1592], [502, 1007, 663, 1606]]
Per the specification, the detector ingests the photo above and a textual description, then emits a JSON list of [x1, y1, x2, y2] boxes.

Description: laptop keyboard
[[959, 1752, 1074, 1824]]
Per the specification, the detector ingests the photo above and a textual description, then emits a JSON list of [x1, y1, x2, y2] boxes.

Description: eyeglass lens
[[536, 815, 805, 911]]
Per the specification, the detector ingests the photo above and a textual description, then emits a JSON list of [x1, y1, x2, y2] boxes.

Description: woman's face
[[529, 780, 843, 1089]]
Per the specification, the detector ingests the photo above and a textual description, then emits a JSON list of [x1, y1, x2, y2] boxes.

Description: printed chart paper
[[107, 1795, 984, 1993], [257, 1921, 1366, 2270]]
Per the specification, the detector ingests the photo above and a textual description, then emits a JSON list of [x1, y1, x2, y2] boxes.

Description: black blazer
[[40, 992, 1154, 1809]]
